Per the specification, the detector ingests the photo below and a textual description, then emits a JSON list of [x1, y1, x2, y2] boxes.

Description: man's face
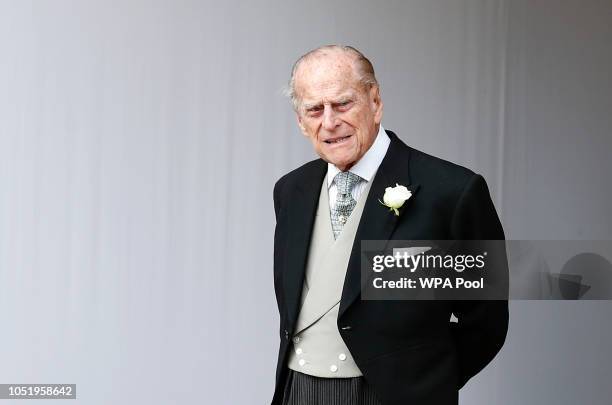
[[293, 54, 383, 171]]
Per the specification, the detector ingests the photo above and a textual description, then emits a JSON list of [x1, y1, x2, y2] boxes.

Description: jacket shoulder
[[274, 158, 325, 196], [386, 130, 476, 190], [273, 158, 325, 218], [404, 145, 481, 204]]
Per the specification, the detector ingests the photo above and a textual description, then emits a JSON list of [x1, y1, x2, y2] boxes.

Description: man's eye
[[336, 101, 353, 110], [306, 107, 323, 116]]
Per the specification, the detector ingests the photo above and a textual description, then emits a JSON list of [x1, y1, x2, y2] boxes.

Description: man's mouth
[[324, 135, 352, 144]]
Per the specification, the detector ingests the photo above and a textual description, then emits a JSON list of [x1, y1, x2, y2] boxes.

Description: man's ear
[[371, 86, 384, 125], [296, 114, 308, 137]]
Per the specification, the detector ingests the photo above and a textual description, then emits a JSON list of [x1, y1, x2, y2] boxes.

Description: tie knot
[[335, 171, 361, 196]]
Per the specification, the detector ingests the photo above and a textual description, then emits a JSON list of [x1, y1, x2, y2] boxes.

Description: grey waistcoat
[[287, 175, 374, 377]]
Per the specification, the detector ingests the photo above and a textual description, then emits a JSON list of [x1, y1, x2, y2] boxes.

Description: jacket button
[[284, 329, 289, 340]]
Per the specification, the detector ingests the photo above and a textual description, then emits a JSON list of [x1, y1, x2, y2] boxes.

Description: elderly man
[[272, 45, 508, 405]]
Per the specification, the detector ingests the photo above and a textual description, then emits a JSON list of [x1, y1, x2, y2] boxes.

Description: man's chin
[[318, 150, 357, 170], [329, 159, 355, 171]]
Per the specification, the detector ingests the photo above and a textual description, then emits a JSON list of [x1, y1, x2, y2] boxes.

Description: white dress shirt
[[327, 124, 390, 210]]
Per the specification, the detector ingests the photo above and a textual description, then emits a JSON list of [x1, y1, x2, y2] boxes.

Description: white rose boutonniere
[[380, 184, 412, 216]]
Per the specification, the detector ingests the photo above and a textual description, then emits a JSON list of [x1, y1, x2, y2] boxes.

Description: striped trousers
[[282, 369, 383, 405]]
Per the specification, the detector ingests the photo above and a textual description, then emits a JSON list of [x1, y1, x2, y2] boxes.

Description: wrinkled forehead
[[294, 54, 362, 102]]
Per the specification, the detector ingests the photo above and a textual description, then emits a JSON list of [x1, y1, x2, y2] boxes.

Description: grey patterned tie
[[331, 171, 362, 239]]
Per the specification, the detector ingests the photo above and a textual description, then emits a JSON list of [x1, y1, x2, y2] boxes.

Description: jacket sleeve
[[272, 177, 287, 321], [448, 174, 509, 389], [273, 178, 282, 221]]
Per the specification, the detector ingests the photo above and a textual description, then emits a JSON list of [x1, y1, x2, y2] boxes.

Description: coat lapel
[[283, 159, 327, 329], [339, 131, 420, 318]]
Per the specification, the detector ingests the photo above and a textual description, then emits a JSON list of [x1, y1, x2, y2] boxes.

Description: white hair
[[283, 45, 379, 111]]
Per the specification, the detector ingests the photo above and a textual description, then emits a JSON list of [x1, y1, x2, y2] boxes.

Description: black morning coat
[[272, 130, 509, 405]]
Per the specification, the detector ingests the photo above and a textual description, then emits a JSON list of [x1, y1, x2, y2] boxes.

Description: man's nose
[[321, 106, 340, 130]]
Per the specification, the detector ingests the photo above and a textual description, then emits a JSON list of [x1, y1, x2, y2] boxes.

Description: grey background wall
[[1, 0, 611, 404]]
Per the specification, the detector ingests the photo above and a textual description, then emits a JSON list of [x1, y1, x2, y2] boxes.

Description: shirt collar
[[327, 124, 391, 188]]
